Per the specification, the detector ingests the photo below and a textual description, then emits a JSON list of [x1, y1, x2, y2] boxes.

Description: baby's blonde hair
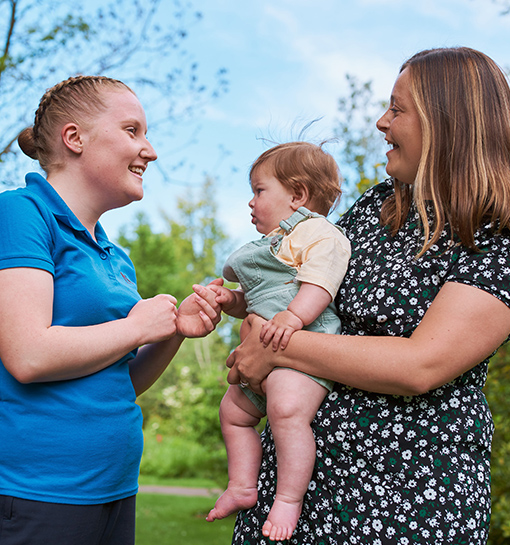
[[250, 142, 342, 216]]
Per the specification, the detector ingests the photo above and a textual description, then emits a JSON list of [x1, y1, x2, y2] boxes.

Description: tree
[[0, 0, 228, 185], [485, 345, 510, 545], [119, 177, 235, 482], [118, 176, 230, 302], [334, 74, 387, 210]]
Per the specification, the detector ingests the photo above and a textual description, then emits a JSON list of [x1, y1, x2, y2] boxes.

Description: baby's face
[[248, 168, 298, 235]]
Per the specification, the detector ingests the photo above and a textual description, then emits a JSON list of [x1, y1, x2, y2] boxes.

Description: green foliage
[[118, 177, 228, 302], [334, 74, 387, 209], [136, 492, 235, 545], [138, 336, 229, 438], [484, 344, 510, 544], [138, 335, 230, 484], [140, 432, 226, 481], [120, 178, 234, 483]]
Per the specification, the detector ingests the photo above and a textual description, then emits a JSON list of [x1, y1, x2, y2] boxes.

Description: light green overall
[[223, 207, 342, 413]]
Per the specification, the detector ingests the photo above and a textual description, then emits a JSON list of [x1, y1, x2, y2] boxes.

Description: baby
[[205, 142, 351, 541]]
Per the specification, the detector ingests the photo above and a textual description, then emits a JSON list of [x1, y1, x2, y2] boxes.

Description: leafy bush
[[485, 344, 510, 544], [138, 334, 232, 484], [140, 432, 226, 481]]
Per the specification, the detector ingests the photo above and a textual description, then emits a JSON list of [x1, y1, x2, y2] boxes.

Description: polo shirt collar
[[25, 172, 113, 249]]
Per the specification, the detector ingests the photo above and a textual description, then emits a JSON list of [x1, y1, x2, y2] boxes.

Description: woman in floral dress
[[225, 47, 510, 544]]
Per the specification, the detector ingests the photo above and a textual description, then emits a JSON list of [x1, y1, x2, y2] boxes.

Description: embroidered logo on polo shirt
[[120, 272, 134, 284]]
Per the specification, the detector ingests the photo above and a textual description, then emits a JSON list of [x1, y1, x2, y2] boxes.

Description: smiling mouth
[[129, 166, 144, 176]]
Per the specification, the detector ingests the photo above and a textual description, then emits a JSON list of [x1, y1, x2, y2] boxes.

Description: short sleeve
[[0, 190, 55, 274], [445, 231, 510, 309], [296, 235, 351, 299], [284, 219, 351, 300]]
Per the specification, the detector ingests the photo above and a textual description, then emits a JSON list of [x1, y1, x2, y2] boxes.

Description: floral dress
[[231, 180, 510, 545]]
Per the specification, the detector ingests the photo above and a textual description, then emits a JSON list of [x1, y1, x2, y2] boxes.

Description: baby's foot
[[262, 497, 303, 541], [206, 485, 258, 522]]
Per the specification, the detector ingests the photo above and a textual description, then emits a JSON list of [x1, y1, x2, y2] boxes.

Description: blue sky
[[89, 0, 510, 247]]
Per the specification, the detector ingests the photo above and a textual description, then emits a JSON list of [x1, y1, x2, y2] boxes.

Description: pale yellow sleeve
[[276, 218, 351, 300]]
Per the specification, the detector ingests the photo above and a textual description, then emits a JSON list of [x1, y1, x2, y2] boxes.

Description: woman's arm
[[129, 280, 223, 395], [227, 282, 510, 396], [0, 267, 178, 384]]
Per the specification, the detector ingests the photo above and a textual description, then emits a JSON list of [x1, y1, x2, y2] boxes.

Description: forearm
[[8, 318, 146, 383], [129, 334, 185, 396], [229, 283, 510, 396], [221, 288, 248, 319], [270, 331, 431, 396], [0, 267, 180, 384]]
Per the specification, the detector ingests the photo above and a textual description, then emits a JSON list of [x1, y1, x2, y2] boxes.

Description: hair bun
[[17, 127, 38, 160]]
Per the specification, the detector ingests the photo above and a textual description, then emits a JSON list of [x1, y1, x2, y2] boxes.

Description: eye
[[127, 127, 137, 135]]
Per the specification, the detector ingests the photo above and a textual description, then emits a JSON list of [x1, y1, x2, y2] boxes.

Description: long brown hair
[[380, 47, 510, 255], [18, 75, 133, 173]]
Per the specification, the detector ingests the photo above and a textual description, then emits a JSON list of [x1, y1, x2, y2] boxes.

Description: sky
[[29, 0, 510, 249]]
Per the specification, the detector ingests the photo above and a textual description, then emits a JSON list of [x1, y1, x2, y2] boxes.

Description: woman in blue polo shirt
[[0, 76, 221, 545]]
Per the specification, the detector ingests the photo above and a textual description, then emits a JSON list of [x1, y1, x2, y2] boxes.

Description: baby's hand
[[210, 284, 238, 312], [259, 310, 304, 351]]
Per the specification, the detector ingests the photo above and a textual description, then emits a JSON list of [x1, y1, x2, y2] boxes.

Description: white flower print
[[232, 180, 503, 545]]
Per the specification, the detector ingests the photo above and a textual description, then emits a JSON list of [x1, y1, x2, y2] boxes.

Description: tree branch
[[0, 0, 17, 84]]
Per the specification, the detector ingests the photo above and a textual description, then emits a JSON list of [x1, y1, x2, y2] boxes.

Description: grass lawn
[[136, 479, 236, 545]]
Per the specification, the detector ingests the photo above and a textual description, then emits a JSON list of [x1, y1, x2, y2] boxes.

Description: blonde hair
[[250, 142, 342, 216], [18, 75, 134, 173], [380, 47, 510, 255]]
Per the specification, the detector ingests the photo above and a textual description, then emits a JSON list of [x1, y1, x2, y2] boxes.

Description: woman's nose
[[376, 110, 390, 133]]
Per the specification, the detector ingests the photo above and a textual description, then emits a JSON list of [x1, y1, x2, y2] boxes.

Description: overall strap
[[278, 206, 323, 234]]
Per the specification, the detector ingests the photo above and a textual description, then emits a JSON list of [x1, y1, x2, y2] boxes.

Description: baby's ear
[[291, 185, 309, 210]]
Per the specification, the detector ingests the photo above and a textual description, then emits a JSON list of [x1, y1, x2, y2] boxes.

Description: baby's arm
[[260, 282, 332, 351]]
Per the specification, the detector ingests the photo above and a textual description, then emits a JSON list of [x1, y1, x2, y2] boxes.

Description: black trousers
[[0, 494, 136, 545]]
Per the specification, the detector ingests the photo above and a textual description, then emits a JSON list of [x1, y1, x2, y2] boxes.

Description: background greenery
[[128, 166, 510, 545], [2, 2, 509, 542], [136, 491, 236, 545]]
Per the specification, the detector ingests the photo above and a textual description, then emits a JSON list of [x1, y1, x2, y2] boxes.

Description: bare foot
[[206, 485, 258, 521], [261, 497, 302, 541]]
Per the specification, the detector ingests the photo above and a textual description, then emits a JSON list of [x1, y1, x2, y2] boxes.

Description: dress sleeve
[[445, 230, 510, 309], [0, 191, 55, 274]]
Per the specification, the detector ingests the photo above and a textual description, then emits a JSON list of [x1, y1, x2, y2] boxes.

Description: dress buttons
[[100, 253, 107, 260]]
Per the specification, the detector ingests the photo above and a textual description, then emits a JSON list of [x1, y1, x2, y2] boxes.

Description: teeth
[[129, 166, 144, 176]]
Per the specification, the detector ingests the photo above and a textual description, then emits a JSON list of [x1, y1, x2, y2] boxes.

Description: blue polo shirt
[[0, 173, 143, 504]]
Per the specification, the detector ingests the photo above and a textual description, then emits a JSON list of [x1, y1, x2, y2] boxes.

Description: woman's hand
[[226, 314, 274, 395], [177, 278, 223, 338], [127, 294, 178, 344]]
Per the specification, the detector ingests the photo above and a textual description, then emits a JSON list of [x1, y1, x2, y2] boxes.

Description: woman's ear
[[290, 185, 309, 210], [61, 123, 83, 155]]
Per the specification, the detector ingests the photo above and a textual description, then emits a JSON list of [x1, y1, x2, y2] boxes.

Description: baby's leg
[[206, 384, 265, 522], [262, 369, 328, 541]]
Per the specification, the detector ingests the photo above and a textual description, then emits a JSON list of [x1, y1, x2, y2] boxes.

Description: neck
[[47, 169, 102, 239]]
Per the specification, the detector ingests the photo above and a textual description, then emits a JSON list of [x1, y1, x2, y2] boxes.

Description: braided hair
[[18, 75, 133, 172]]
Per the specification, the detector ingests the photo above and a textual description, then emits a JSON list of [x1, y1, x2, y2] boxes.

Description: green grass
[[136, 492, 236, 545], [138, 474, 221, 489]]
